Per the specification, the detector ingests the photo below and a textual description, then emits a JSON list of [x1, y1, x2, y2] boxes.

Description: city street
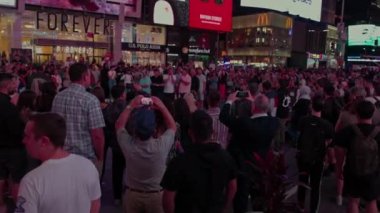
[[1, 0, 380, 212], [100, 146, 348, 213]]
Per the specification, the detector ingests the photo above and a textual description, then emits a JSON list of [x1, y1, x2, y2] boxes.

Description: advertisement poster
[[0, 0, 17, 8], [152, 0, 189, 27], [189, 32, 211, 53], [122, 23, 166, 46], [241, 0, 322, 22], [135, 24, 166, 45], [25, 0, 142, 18], [11, 49, 33, 64], [189, 0, 233, 32], [122, 23, 134, 43], [348, 25, 378, 46]]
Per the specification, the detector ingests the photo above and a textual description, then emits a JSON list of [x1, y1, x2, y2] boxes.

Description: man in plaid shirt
[[52, 63, 105, 169]]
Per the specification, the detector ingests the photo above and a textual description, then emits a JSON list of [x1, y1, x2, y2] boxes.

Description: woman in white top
[[163, 68, 177, 101], [121, 70, 133, 92]]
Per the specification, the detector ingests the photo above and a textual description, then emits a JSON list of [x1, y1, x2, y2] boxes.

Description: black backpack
[[297, 118, 327, 165], [347, 125, 380, 176]]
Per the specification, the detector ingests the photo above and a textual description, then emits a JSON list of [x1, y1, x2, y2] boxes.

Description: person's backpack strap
[[352, 125, 380, 140]]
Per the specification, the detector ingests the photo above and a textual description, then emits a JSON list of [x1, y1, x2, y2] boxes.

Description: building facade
[[227, 12, 293, 67]]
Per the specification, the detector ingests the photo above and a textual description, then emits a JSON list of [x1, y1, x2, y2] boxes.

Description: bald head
[[253, 94, 269, 114]]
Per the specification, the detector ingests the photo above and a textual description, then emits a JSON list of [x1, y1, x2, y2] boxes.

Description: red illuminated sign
[[189, 0, 232, 32]]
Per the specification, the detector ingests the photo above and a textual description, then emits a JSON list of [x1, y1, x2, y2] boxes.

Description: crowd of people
[[1, 55, 380, 213]]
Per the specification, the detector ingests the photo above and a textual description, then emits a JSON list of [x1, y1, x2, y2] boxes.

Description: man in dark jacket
[[161, 110, 237, 213], [297, 96, 334, 213], [0, 73, 26, 207], [103, 85, 127, 204], [220, 93, 281, 213]]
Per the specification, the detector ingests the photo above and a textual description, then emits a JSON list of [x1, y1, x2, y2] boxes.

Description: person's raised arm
[[183, 93, 197, 113], [152, 96, 177, 131], [219, 91, 238, 127]]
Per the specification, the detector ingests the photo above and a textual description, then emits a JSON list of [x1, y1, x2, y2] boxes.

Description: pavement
[[100, 146, 348, 213]]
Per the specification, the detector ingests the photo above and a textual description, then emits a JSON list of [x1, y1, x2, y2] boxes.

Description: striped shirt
[[207, 107, 229, 149], [51, 83, 105, 160]]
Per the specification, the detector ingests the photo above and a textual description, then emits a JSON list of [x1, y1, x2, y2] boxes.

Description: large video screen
[[240, 0, 322, 22], [0, 0, 17, 8], [25, 0, 141, 18], [152, 0, 189, 26], [348, 25, 379, 46], [189, 0, 233, 32]]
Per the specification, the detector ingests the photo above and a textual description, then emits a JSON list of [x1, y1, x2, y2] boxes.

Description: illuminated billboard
[[189, 0, 233, 32], [0, 0, 17, 8], [240, 0, 322, 22], [348, 25, 379, 46], [153, 0, 188, 27], [25, 0, 141, 18]]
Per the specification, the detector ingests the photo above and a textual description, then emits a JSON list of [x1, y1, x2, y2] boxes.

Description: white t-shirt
[[179, 74, 191, 94], [163, 74, 177, 93], [15, 154, 101, 213], [121, 74, 133, 84]]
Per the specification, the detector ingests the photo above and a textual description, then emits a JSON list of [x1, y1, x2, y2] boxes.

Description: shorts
[[344, 171, 380, 201], [0, 149, 27, 183]]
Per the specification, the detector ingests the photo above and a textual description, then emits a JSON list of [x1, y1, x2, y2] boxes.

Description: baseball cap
[[127, 106, 156, 141]]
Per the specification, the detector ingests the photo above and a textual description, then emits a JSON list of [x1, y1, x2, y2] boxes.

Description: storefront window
[[21, 10, 113, 63], [0, 13, 14, 57], [121, 23, 166, 66]]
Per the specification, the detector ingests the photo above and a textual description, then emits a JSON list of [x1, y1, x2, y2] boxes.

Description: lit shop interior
[[121, 23, 166, 66], [20, 11, 112, 63], [227, 13, 293, 68], [0, 12, 15, 56]]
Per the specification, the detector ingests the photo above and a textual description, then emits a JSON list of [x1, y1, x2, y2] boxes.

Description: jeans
[[297, 159, 324, 213]]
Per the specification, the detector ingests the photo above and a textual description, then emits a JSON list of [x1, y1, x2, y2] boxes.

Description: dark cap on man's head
[[127, 106, 156, 141]]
